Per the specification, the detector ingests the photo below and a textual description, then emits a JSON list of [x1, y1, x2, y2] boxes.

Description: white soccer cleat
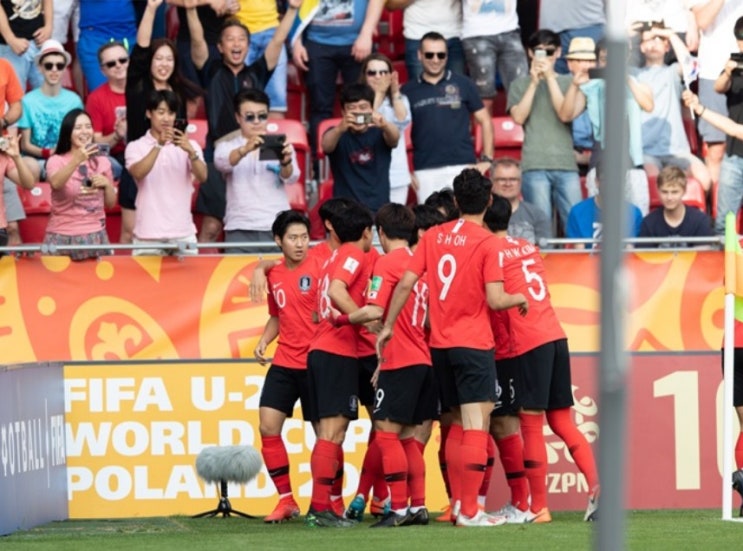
[[455, 509, 507, 527], [493, 503, 536, 524], [584, 485, 599, 522]]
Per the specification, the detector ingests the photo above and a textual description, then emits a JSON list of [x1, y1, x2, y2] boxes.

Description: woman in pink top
[[44, 109, 117, 260]]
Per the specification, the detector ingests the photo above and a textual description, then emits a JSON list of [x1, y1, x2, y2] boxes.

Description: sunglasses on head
[[244, 112, 269, 123], [423, 51, 447, 60], [43, 62, 66, 71], [366, 69, 390, 76], [102, 57, 129, 69]]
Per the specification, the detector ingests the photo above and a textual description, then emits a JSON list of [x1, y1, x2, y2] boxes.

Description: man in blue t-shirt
[[401, 31, 493, 204], [322, 83, 399, 213]]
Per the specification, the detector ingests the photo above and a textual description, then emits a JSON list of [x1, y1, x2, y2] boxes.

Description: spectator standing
[[461, 0, 529, 114], [563, 37, 596, 173], [625, 1, 699, 65], [403, 32, 493, 204], [187, 0, 300, 244], [0, 135, 35, 252], [214, 89, 300, 252], [76, 0, 137, 93], [85, 41, 129, 180], [125, 90, 207, 255], [638, 165, 714, 245], [635, 25, 711, 191], [0, 0, 51, 90], [490, 157, 552, 245], [44, 108, 116, 260], [360, 53, 411, 205], [52, 0, 83, 95], [18, 40, 83, 182], [538, 0, 606, 74], [507, 30, 582, 232]]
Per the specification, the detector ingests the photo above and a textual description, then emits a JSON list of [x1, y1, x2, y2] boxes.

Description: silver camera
[[0, 136, 8, 152]]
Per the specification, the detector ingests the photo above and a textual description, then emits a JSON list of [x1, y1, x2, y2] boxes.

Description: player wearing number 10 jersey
[[485, 195, 600, 524], [377, 169, 529, 527], [254, 211, 319, 523]]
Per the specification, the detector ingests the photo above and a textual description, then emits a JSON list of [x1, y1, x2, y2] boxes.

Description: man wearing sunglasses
[[17, 39, 83, 183], [402, 31, 494, 205], [85, 41, 129, 181]]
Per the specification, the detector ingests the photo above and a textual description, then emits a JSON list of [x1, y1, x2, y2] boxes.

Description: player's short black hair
[[319, 197, 355, 223], [272, 210, 310, 239], [334, 203, 373, 243], [410, 204, 445, 246], [375, 203, 415, 242], [424, 188, 459, 221], [484, 194, 513, 232], [452, 168, 492, 215]]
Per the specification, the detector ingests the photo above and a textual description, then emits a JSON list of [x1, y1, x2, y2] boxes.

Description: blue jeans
[[246, 27, 288, 111], [716, 154, 743, 234], [521, 170, 582, 233], [0, 42, 42, 89], [404, 37, 466, 81], [555, 24, 605, 75]]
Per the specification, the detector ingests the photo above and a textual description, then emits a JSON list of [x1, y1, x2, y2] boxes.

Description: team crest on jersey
[[298, 275, 312, 292], [342, 256, 360, 274], [368, 275, 383, 299]]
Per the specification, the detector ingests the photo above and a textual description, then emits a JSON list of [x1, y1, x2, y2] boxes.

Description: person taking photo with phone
[[43, 108, 117, 261], [213, 89, 299, 253]]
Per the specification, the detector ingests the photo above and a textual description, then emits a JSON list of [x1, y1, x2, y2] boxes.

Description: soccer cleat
[[370, 511, 411, 528], [435, 504, 453, 523], [402, 507, 430, 526], [305, 508, 356, 528], [584, 485, 600, 522], [370, 495, 391, 517], [732, 469, 743, 498], [493, 503, 536, 524], [264, 496, 300, 523], [450, 500, 461, 525], [345, 495, 366, 522], [330, 497, 346, 518], [455, 509, 507, 527], [531, 507, 552, 524]]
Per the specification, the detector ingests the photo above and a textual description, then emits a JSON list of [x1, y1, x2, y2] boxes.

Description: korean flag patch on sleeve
[[368, 275, 383, 299]]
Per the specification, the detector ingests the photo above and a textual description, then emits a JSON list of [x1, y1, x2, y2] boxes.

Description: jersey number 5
[[521, 258, 546, 301]]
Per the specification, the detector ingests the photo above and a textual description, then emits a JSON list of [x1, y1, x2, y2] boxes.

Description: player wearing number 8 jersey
[[254, 211, 319, 523], [485, 194, 600, 524], [377, 169, 529, 527]]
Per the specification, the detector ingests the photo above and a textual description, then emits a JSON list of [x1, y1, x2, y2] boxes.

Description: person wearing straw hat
[[564, 36, 597, 174]]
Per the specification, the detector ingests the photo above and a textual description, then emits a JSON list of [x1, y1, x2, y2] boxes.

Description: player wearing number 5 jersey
[[254, 211, 320, 523], [377, 168, 529, 527], [485, 195, 600, 524]]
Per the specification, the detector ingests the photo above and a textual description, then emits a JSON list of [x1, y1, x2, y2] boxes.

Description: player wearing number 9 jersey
[[253, 211, 319, 523], [377, 169, 529, 527], [485, 194, 600, 524]]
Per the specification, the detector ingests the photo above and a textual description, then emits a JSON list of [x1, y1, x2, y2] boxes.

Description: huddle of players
[[253, 167, 600, 528]]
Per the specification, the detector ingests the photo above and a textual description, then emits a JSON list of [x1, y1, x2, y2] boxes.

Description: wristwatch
[[480, 154, 494, 164], [189, 151, 199, 161]]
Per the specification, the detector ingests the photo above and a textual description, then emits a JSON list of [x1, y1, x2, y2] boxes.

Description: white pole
[[722, 292, 735, 521]]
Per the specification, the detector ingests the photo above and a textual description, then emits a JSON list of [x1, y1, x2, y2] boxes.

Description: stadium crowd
[[3, 0, 743, 526]]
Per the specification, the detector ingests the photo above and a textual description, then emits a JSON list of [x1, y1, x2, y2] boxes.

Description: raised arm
[[137, 0, 164, 49], [683, 89, 743, 141], [184, 6, 209, 70], [263, 0, 303, 70], [691, 0, 724, 32]]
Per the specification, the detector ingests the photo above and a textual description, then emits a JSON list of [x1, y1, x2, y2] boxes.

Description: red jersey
[[368, 247, 431, 370], [357, 247, 381, 357], [310, 242, 370, 357], [266, 255, 321, 369], [307, 240, 334, 264], [491, 235, 566, 358], [408, 219, 503, 350]]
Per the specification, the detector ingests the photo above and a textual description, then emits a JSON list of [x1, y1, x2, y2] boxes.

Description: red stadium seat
[[266, 118, 310, 212], [375, 9, 405, 60], [474, 116, 524, 159], [647, 175, 708, 212], [392, 59, 408, 87], [17, 182, 52, 243], [187, 119, 208, 150]]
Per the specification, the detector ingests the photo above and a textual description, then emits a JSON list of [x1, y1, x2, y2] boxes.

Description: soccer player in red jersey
[[337, 204, 438, 527], [253, 211, 319, 523], [377, 168, 529, 527], [484, 194, 600, 523], [305, 202, 375, 528]]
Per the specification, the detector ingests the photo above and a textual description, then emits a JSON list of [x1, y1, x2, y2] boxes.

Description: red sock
[[439, 423, 452, 500], [402, 437, 426, 507], [546, 408, 599, 489], [736, 432, 743, 469], [376, 431, 408, 511], [478, 435, 496, 499], [520, 412, 548, 512], [460, 429, 488, 518], [310, 439, 339, 511], [445, 424, 463, 506], [331, 444, 345, 498], [356, 431, 380, 500], [495, 433, 529, 510], [261, 434, 292, 496]]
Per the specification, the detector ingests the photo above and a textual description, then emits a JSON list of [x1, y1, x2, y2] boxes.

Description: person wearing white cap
[[17, 39, 83, 182], [0, 0, 52, 90]]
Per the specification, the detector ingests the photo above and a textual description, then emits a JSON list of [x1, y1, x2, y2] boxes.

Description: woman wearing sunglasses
[[43, 108, 116, 260], [359, 53, 412, 205]]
